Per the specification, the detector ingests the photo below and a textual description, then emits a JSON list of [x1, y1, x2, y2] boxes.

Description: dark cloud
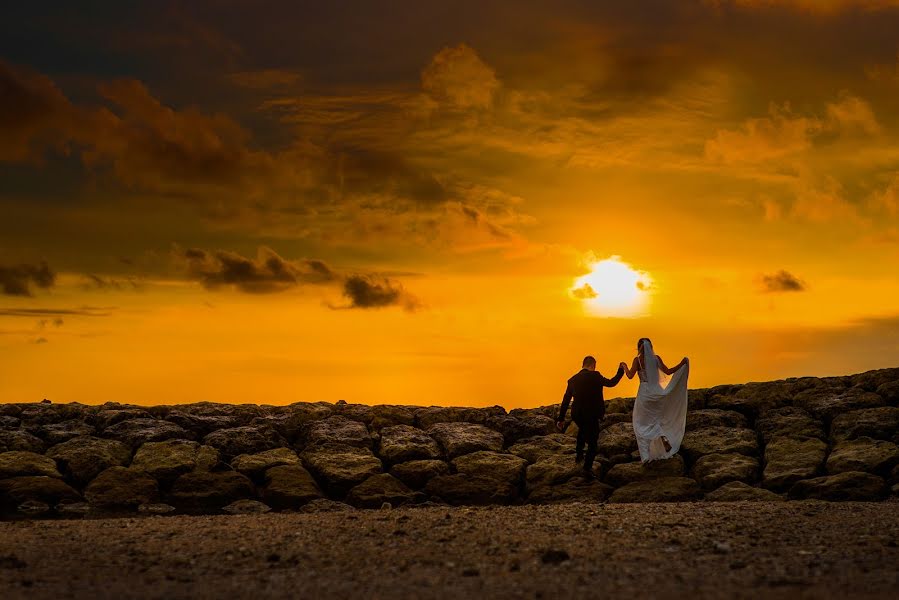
[[81, 274, 143, 291], [0, 261, 55, 296], [341, 275, 419, 311], [571, 283, 598, 299], [179, 246, 337, 294], [760, 270, 806, 292], [33, 337, 48, 344]]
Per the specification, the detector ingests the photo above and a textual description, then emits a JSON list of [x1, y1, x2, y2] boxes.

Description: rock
[[18, 402, 90, 426], [168, 471, 255, 512], [367, 405, 416, 431], [163, 411, 240, 438], [485, 415, 557, 446], [390, 460, 450, 489], [414, 406, 505, 429], [346, 473, 415, 508], [0, 430, 45, 453], [57, 502, 92, 517], [301, 445, 383, 496], [0, 476, 80, 511], [222, 499, 271, 514], [686, 410, 749, 431], [825, 437, 899, 476], [262, 464, 322, 509], [302, 416, 372, 449], [789, 471, 886, 501], [276, 402, 334, 441], [762, 437, 827, 492], [507, 434, 576, 464], [794, 387, 885, 422], [526, 478, 614, 504], [0, 416, 20, 429], [46, 436, 132, 486], [17, 500, 51, 516], [138, 503, 176, 515], [424, 473, 516, 505], [525, 455, 583, 491], [876, 381, 899, 405], [378, 425, 442, 465], [600, 414, 634, 430], [202, 426, 285, 460], [606, 397, 635, 415], [608, 477, 703, 503], [30, 419, 95, 444], [161, 402, 262, 426], [84, 467, 160, 509], [299, 498, 355, 513], [509, 405, 556, 419], [852, 368, 899, 392], [756, 408, 825, 444], [0, 451, 62, 478], [427, 423, 504, 459], [692, 453, 759, 490], [830, 407, 899, 443], [103, 418, 191, 449], [707, 382, 794, 418], [680, 427, 758, 462], [131, 440, 220, 484], [603, 455, 686, 487], [231, 448, 301, 481], [94, 409, 152, 430], [452, 451, 528, 488], [598, 423, 638, 456], [705, 481, 785, 502]]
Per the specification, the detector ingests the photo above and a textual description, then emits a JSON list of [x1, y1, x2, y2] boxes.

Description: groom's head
[[582, 356, 596, 371]]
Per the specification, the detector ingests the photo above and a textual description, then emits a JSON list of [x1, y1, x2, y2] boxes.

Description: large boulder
[[608, 477, 702, 503], [603, 455, 685, 487], [427, 423, 504, 459], [168, 471, 255, 511], [390, 460, 450, 489], [30, 420, 95, 444], [275, 402, 334, 441], [525, 455, 583, 492], [830, 407, 899, 443], [301, 445, 383, 496], [414, 406, 505, 429], [231, 448, 301, 481], [0, 451, 61, 478], [706, 382, 794, 418], [158, 402, 262, 425], [84, 467, 160, 509], [424, 473, 515, 505], [692, 453, 759, 490], [756, 408, 825, 443], [346, 473, 415, 508], [680, 427, 758, 462], [94, 408, 153, 430], [0, 476, 80, 511], [598, 423, 637, 456], [606, 397, 635, 415], [705, 481, 785, 502], [202, 426, 284, 460], [130, 440, 219, 484], [788, 471, 886, 501], [762, 437, 827, 491], [378, 425, 442, 465], [526, 478, 613, 504], [825, 438, 899, 476], [302, 416, 372, 450], [485, 415, 557, 446], [18, 402, 90, 426], [163, 411, 240, 438], [0, 430, 45, 454], [686, 410, 748, 431], [357, 405, 417, 431], [103, 418, 190, 448], [452, 451, 527, 485], [852, 368, 899, 393], [46, 436, 132, 486], [262, 464, 322, 509], [794, 387, 885, 422], [507, 434, 576, 464], [877, 381, 899, 405]]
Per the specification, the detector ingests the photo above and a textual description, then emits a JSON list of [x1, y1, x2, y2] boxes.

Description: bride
[[622, 338, 690, 462]]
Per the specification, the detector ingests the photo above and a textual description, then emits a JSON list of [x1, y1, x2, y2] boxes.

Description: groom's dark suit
[[558, 365, 625, 472]]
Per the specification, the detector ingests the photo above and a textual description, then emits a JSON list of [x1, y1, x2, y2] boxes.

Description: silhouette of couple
[[557, 338, 690, 479]]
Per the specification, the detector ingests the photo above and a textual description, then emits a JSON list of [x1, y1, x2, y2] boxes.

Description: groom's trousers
[[574, 417, 600, 471]]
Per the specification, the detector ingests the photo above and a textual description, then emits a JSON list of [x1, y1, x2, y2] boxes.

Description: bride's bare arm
[[623, 357, 639, 379], [658, 355, 688, 376]]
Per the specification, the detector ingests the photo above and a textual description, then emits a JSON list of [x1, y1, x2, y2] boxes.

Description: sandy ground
[[1, 502, 897, 600]]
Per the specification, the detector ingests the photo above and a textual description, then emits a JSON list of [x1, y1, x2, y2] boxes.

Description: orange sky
[[1, 1, 899, 407]]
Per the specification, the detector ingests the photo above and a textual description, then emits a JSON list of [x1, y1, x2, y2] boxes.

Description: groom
[[556, 355, 625, 479]]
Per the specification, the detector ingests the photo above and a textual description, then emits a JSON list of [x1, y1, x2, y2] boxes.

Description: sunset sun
[[571, 256, 652, 318]]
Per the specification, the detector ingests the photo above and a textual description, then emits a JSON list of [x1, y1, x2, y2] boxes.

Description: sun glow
[[571, 256, 653, 318]]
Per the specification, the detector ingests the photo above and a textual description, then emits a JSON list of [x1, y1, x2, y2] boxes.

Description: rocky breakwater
[[1, 367, 898, 518]]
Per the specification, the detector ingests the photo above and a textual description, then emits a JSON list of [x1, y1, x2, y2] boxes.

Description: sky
[[1, 1, 899, 408]]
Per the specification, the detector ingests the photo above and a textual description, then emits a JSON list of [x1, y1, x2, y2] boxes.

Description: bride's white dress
[[632, 340, 690, 462]]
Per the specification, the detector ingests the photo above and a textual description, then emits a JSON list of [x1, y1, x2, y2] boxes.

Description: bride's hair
[[637, 338, 651, 354]]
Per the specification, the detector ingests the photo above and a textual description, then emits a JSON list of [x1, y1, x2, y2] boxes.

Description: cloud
[[340, 275, 420, 311], [825, 94, 881, 136], [571, 283, 598, 299], [707, 0, 899, 13], [33, 337, 48, 344], [0, 262, 55, 296], [0, 307, 111, 317], [81, 274, 144, 291], [705, 103, 821, 164], [226, 68, 302, 89], [760, 270, 807, 292], [421, 44, 500, 110], [178, 246, 337, 293]]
